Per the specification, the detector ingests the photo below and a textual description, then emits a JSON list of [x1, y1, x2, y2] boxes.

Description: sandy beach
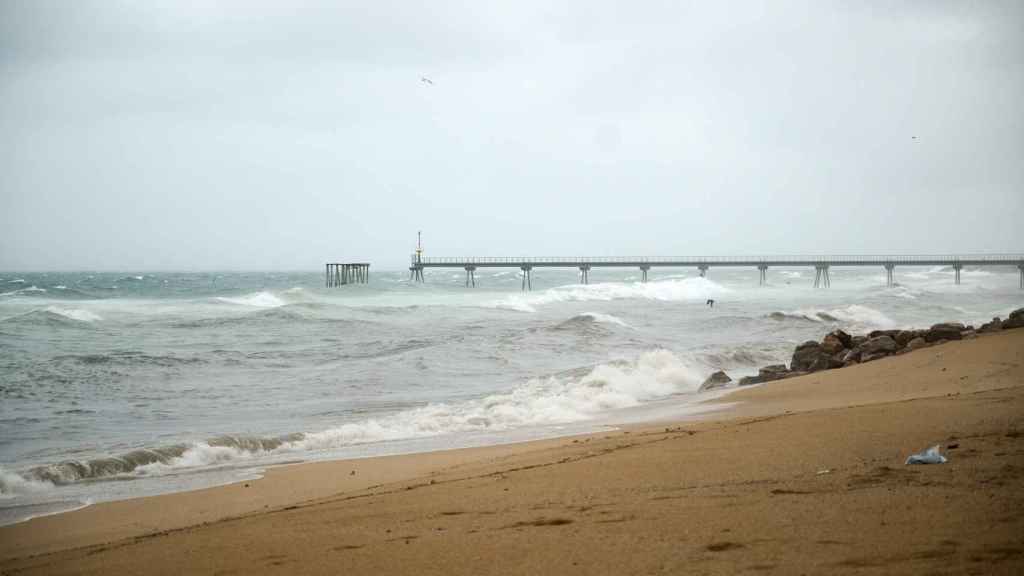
[[2, 329, 1022, 575]]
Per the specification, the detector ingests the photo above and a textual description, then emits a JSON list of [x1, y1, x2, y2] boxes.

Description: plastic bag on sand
[[905, 445, 947, 465]]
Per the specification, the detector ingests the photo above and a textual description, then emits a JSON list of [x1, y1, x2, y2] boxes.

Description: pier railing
[[408, 254, 1024, 290]]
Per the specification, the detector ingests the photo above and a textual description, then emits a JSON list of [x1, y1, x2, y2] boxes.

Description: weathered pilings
[[326, 263, 370, 287]]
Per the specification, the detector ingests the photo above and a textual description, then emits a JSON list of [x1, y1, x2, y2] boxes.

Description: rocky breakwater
[[699, 307, 1024, 391]]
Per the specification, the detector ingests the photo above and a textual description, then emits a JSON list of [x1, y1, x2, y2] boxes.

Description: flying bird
[[420, 76, 433, 85]]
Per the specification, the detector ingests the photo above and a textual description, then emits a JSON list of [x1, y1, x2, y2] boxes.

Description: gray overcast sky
[[1, 1, 1022, 270]]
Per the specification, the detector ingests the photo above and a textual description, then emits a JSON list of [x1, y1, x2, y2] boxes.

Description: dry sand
[[2, 330, 1022, 575]]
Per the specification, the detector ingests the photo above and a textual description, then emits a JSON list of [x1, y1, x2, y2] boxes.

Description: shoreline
[[2, 329, 1022, 573]]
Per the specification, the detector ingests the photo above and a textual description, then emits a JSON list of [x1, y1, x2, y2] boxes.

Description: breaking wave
[[0, 350, 701, 493], [489, 277, 731, 312], [44, 306, 101, 323], [216, 291, 287, 308], [552, 312, 632, 332], [769, 304, 895, 330]]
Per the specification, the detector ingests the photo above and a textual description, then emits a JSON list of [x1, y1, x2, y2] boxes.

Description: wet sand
[[2, 330, 1022, 575]]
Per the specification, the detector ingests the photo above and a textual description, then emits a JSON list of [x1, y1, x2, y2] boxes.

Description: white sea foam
[[488, 278, 731, 313], [0, 468, 54, 496], [45, 307, 102, 322], [791, 304, 896, 330], [1, 286, 47, 297], [579, 312, 631, 328], [54, 285, 68, 290], [293, 349, 701, 450], [217, 291, 287, 308], [7, 279, 25, 284], [134, 444, 253, 476]]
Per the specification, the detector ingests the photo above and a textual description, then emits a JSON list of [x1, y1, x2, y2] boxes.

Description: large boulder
[[738, 364, 793, 386], [925, 323, 965, 342], [979, 317, 1003, 333], [895, 330, 917, 348], [699, 370, 732, 392], [829, 329, 853, 349], [851, 335, 869, 348], [758, 364, 792, 382], [821, 334, 846, 355], [790, 341, 825, 372], [857, 335, 898, 363], [868, 329, 900, 340], [905, 337, 928, 351], [1003, 308, 1024, 330], [862, 335, 898, 355]]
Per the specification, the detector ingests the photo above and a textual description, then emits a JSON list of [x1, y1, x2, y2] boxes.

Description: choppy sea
[[1, 266, 1021, 524]]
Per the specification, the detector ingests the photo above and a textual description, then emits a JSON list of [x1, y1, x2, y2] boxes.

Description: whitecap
[[216, 291, 286, 308], [44, 306, 102, 322], [486, 277, 731, 312]]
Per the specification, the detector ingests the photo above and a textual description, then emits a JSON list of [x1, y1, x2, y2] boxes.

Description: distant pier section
[[408, 254, 1024, 290], [326, 263, 370, 287]]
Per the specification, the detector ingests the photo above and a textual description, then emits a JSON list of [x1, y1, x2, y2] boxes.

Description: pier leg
[[825, 266, 830, 288], [698, 266, 708, 278], [1020, 264, 1023, 289], [814, 266, 821, 288]]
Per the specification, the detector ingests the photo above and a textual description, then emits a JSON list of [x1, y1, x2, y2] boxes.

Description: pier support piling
[[758, 264, 768, 286], [953, 262, 963, 285], [464, 266, 476, 287], [520, 266, 533, 291], [640, 265, 650, 283], [326, 263, 370, 287], [579, 265, 590, 285], [698, 265, 708, 278], [1019, 264, 1024, 289], [884, 263, 896, 288], [813, 265, 831, 288]]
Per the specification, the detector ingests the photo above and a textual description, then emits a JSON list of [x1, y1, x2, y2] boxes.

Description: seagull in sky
[[420, 76, 433, 85]]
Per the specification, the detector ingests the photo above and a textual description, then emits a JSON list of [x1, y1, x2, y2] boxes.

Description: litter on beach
[[905, 445, 947, 465]]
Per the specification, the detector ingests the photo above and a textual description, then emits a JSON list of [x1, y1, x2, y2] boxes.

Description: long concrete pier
[[408, 255, 1024, 290]]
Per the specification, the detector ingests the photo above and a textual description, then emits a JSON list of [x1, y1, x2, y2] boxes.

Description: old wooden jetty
[[408, 254, 1024, 290], [325, 263, 370, 287]]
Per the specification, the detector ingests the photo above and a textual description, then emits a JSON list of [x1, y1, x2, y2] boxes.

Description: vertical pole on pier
[[1019, 264, 1023, 289], [640, 266, 649, 283], [465, 266, 476, 288], [825, 266, 831, 288], [758, 264, 768, 286], [814, 266, 821, 288], [953, 262, 962, 285], [520, 266, 532, 291]]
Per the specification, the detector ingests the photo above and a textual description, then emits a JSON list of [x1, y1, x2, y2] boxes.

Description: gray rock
[[905, 337, 928, 351], [862, 335, 898, 354], [790, 341, 825, 372], [758, 364, 791, 382], [829, 329, 853, 349], [699, 370, 733, 392], [979, 317, 1003, 333], [1003, 307, 1024, 329], [821, 334, 845, 355], [895, 330, 916, 348], [925, 323, 965, 342]]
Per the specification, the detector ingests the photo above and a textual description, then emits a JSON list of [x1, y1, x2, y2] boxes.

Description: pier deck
[[408, 255, 1024, 290]]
